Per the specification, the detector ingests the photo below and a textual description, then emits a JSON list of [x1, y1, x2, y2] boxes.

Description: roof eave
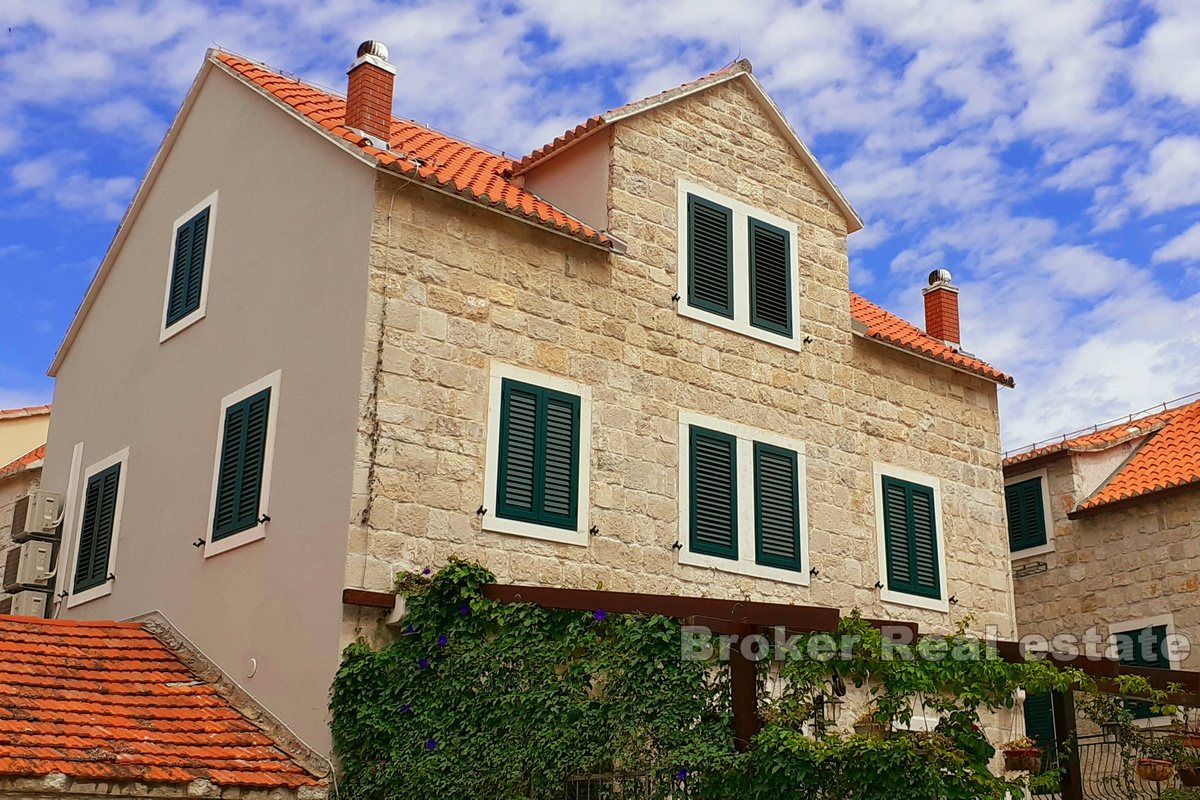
[[1067, 477, 1200, 519], [851, 325, 1014, 388]]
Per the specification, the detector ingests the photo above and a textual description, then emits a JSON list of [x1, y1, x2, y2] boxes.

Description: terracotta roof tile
[[213, 52, 611, 249], [0, 405, 50, 421], [0, 444, 44, 481], [849, 293, 1014, 387], [1072, 398, 1200, 512], [1004, 404, 1181, 467], [0, 616, 321, 790]]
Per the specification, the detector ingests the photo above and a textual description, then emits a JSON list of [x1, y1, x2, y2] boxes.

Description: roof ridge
[[0, 404, 51, 419]]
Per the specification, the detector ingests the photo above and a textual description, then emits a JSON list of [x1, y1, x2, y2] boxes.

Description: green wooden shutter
[[1119, 626, 1170, 718], [1024, 693, 1056, 752], [748, 218, 792, 336], [496, 379, 580, 530], [881, 476, 941, 599], [213, 388, 271, 541], [165, 207, 210, 327], [689, 426, 738, 559], [687, 195, 734, 318], [74, 463, 121, 592], [754, 442, 801, 570], [1006, 478, 1047, 551]]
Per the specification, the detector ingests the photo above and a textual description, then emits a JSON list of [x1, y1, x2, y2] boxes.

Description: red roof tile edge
[[0, 443, 45, 480], [0, 404, 50, 420]]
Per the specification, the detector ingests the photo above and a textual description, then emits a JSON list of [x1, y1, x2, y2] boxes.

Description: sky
[[1, 0, 1198, 451]]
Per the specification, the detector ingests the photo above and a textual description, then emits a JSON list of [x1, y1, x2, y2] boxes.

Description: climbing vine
[[331, 560, 1103, 799]]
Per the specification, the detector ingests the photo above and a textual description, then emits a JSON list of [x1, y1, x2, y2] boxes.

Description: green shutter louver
[[689, 426, 738, 559], [754, 442, 801, 570], [1006, 477, 1048, 552], [496, 379, 580, 530], [748, 218, 792, 336], [881, 476, 941, 599], [687, 195, 734, 318], [1118, 625, 1170, 718], [74, 463, 121, 592], [165, 206, 210, 327], [213, 388, 271, 541], [1023, 693, 1056, 753]]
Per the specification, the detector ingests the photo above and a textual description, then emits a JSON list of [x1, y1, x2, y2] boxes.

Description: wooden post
[[1052, 689, 1084, 800], [730, 642, 760, 751]]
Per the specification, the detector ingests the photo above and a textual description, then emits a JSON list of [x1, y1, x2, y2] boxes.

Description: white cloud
[[1045, 146, 1121, 191], [1153, 222, 1200, 264], [1134, 0, 1200, 107], [1126, 136, 1200, 214], [8, 153, 135, 220]]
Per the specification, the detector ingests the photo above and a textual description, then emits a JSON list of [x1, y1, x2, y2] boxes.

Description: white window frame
[[482, 362, 592, 547], [67, 447, 130, 608], [677, 410, 810, 586], [1005, 469, 1056, 560], [1107, 614, 1181, 729], [159, 190, 219, 343], [676, 179, 803, 352], [204, 370, 281, 558], [873, 462, 949, 613]]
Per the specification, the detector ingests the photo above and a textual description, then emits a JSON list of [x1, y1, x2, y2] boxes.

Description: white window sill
[[677, 304, 802, 353], [678, 548, 810, 587], [205, 524, 267, 558], [67, 581, 113, 608], [482, 513, 588, 547], [159, 309, 206, 343], [1011, 543, 1055, 561], [880, 588, 949, 614]]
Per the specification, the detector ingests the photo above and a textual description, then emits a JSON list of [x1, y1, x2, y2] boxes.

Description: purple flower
[[401, 703, 412, 714], [405, 624, 415, 634], [459, 603, 471, 616], [676, 769, 688, 781], [422, 566, 432, 576], [418, 658, 430, 670], [437, 634, 448, 648], [426, 739, 438, 751], [593, 610, 607, 622]]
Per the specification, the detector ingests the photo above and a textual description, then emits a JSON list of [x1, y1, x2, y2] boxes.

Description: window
[[1005, 470, 1054, 557], [873, 464, 948, 612], [1114, 623, 1171, 720], [205, 371, 280, 557], [677, 180, 801, 350], [1023, 693, 1057, 789], [483, 363, 592, 546], [678, 412, 808, 585], [160, 191, 218, 341], [69, 448, 129, 606]]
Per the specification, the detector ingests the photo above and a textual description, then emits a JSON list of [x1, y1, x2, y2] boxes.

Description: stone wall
[[0, 774, 326, 799], [1012, 453, 1200, 669], [342, 78, 1015, 650]]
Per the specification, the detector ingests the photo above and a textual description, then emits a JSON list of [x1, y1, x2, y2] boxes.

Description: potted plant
[[853, 708, 886, 737], [1176, 745, 1200, 786], [1138, 736, 1179, 782], [1000, 736, 1044, 773], [1174, 708, 1200, 749], [1136, 758, 1175, 782]]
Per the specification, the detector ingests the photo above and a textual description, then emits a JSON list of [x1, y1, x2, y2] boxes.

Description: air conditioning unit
[[0, 590, 48, 618], [10, 490, 63, 542], [2, 542, 54, 592]]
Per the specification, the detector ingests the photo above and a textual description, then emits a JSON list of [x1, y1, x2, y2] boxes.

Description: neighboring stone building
[[1006, 396, 1200, 739], [0, 405, 50, 551], [39, 42, 1017, 755], [0, 613, 327, 798]]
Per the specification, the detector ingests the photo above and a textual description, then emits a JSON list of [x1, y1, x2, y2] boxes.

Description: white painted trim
[[1108, 614, 1180, 728], [675, 179, 804, 353], [872, 462, 950, 613], [482, 362, 592, 547], [203, 370, 282, 558], [677, 410, 810, 586], [50, 442, 84, 612], [1005, 469, 1056, 560], [66, 447, 130, 608], [159, 190, 219, 342]]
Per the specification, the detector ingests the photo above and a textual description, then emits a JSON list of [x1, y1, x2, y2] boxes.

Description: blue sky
[[1, 0, 1198, 449]]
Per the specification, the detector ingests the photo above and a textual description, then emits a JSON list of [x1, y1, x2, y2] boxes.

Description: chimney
[[345, 40, 395, 146], [922, 268, 960, 345]]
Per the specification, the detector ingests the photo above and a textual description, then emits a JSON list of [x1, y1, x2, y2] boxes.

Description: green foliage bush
[[330, 560, 1082, 799]]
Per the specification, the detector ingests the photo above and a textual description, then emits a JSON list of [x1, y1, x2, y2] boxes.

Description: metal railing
[[559, 770, 692, 799], [1038, 732, 1185, 800]]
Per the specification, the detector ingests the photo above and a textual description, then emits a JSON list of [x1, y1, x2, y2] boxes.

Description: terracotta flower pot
[[1135, 759, 1174, 782], [1004, 749, 1044, 773], [1179, 766, 1200, 787], [854, 722, 886, 737], [1177, 734, 1200, 749]]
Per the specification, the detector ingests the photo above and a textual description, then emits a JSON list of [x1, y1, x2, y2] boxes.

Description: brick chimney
[[922, 268, 960, 345], [345, 40, 395, 145]]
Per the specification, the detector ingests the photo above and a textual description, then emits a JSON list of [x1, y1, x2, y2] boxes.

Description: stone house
[[0, 405, 50, 616], [1006, 395, 1200, 743], [38, 42, 1017, 756]]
